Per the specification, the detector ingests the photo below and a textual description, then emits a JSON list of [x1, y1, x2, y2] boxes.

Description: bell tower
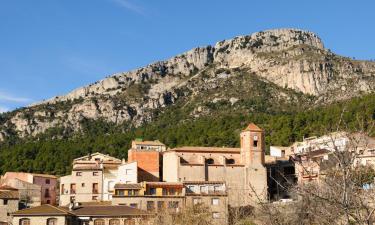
[[240, 123, 265, 166]]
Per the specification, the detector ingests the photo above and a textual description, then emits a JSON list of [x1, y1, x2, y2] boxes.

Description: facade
[[0, 186, 19, 225], [184, 181, 228, 225], [0, 172, 57, 205], [162, 123, 268, 207], [59, 153, 138, 206], [127, 140, 166, 182], [0, 178, 41, 207], [12, 204, 151, 225], [112, 182, 185, 213]]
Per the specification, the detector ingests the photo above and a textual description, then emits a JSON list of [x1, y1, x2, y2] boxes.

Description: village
[[1, 123, 374, 225]]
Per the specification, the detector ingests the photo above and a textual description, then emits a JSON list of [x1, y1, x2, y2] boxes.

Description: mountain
[[0, 28, 375, 142]]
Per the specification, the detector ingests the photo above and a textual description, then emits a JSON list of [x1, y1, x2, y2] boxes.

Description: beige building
[[1, 178, 41, 207], [12, 204, 151, 225], [112, 182, 185, 213], [60, 153, 138, 206], [0, 186, 19, 225], [0, 172, 57, 205], [162, 123, 268, 207], [184, 181, 228, 225]]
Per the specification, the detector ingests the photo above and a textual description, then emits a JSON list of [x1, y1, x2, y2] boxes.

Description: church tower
[[240, 123, 265, 167]]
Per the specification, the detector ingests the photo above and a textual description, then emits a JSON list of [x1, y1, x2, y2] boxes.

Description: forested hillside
[[0, 93, 373, 175]]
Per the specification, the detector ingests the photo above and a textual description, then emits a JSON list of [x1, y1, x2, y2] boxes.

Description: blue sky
[[0, 0, 374, 112]]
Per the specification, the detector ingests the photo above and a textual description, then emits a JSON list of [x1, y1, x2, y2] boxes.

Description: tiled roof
[[146, 182, 183, 187], [0, 185, 18, 190], [167, 146, 240, 153], [67, 205, 151, 216], [13, 204, 151, 217], [133, 140, 165, 146], [243, 123, 262, 132], [31, 173, 57, 179], [12, 204, 71, 216], [183, 181, 225, 185], [0, 190, 19, 199], [114, 183, 142, 189]]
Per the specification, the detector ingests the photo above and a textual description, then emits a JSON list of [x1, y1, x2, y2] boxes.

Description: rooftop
[[243, 123, 263, 132], [132, 140, 165, 146], [167, 146, 240, 153], [13, 204, 151, 217], [0, 190, 19, 199], [114, 183, 142, 189]]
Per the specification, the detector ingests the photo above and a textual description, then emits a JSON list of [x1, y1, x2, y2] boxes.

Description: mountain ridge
[[1, 28, 375, 141]]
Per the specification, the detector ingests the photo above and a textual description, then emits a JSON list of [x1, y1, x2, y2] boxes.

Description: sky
[[0, 0, 374, 112]]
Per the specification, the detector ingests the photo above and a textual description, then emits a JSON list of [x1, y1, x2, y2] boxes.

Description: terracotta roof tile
[[12, 204, 71, 216], [243, 123, 262, 132], [0, 190, 18, 199], [114, 183, 142, 189]]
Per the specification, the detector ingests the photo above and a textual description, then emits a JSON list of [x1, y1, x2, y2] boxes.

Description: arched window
[[94, 219, 105, 225], [19, 219, 30, 225], [226, 158, 235, 165], [47, 218, 57, 225], [205, 158, 214, 165], [109, 219, 120, 225]]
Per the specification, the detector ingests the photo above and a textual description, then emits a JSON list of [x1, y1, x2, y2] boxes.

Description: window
[[109, 219, 120, 225], [193, 198, 202, 205], [226, 158, 235, 164], [162, 188, 167, 195], [157, 201, 165, 209], [125, 219, 136, 225], [214, 186, 221, 192], [150, 188, 156, 195], [168, 201, 179, 209], [128, 190, 134, 196], [147, 201, 155, 211], [169, 188, 176, 195], [212, 198, 219, 205], [94, 219, 105, 225], [45, 188, 50, 198], [70, 183, 76, 194], [3, 199, 8, 205], [253, 140, 258, 147], [117, 190, 124, 196], [47, 218, 57, 225], [76, 172, 82, 176], [45, 179, 50, 184], [93, 172, 99, 176], [81, 183, 85, 187], [205, 158, 214, 164], [92, 195, 98, 200], [212, 212, 220, 219], [46, 200, 51, 204], [200, 186, 207, 193], [92, 183, 99, 194], [61, 184, 64, 194], [129, 203, 138, 208], [20, 218, 30, 225]]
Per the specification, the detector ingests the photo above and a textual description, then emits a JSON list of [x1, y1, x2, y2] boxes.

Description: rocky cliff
[[1, 28, 375, 140]]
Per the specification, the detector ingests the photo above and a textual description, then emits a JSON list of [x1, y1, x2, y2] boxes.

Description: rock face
[[1, 28, 375, 140]]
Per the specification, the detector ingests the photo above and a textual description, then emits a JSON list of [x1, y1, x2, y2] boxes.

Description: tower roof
[[243, 123, 262, 132]]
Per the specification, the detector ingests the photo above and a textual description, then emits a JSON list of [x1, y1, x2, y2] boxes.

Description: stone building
[[12, 204, 151, 225], [0, 178, 41, 207], [0, 172, 57, 205], [184, 181, 228, 225], [59, 153, 138, 206], [112, 182, 185, 213], [127, 140, 166, 182], [162, 123, 268, 207], [0, 186, 19, 225]]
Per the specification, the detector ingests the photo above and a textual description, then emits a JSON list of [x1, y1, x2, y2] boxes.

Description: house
[[12, 204, 151, 225], [0, 172, 57, 205], [0, 186, 19, 225], [184, 181, 228, 225], [127, 140, 166, 182], [59, 153, 138, 206], [162, 123, 268, 207], [112, 182, 185, 213], [0, 178, 41, 207]]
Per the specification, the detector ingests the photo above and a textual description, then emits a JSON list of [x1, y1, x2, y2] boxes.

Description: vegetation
[[0, 92, 373, 176]]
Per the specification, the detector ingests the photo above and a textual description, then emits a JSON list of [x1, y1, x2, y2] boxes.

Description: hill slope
[[0, 28, 374, 141]]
